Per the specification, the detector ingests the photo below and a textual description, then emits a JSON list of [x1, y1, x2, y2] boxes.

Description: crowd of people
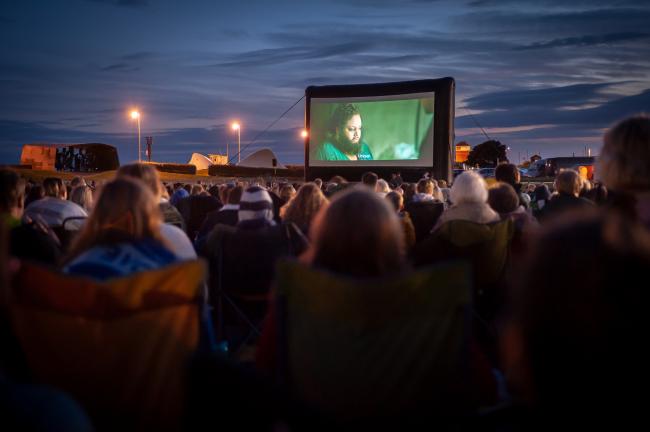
[[1, 114, 649, 430]]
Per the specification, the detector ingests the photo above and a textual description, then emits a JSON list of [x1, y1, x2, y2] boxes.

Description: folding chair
[[8, 260, 208, 431], [273, 259, 474, 425]]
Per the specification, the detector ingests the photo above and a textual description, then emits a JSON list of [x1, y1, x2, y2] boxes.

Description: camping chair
[[204, 222, 307, 356], [7, 260, 209, 431], [412, 219, 515, 362], [272, 259, 474, 425], [57, 216, 87, 252]]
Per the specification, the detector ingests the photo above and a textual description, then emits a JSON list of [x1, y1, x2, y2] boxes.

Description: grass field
[[13, 168, 303, 184]]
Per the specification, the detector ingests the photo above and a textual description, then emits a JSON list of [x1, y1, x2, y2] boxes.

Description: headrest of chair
[[11, 260, 206, 319], [275, 259, 471, 318]]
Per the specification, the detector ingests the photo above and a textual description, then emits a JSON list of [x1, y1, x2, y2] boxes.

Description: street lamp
[[130, 110, 141, 162], [301, 129, 309, 139], [231, 122, 241, 164]]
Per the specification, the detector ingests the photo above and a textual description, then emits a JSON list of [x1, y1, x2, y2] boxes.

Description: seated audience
[[502, 211, 649, 427], [23, 177, 87, 227], [539, 170, 593, 221], [495, 163, 530, 209], [435, 171, 500, 227], [196, 185, 243, 245], [597, 114, 650, 228], [405, 179, 445, 242], [281, 183, 328, 237], [62, 177, 178, 280], [385, 191, 416, 249], [0, 168, 61, 264], [69, 184, 94, 213], [117, 163, 196, 259]]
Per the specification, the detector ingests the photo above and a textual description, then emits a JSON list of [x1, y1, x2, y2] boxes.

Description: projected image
[[309, 95, 434, 166]]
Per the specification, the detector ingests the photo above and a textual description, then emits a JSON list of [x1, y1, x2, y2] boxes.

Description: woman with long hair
[[63, 177, 178, 280], [280, 182, 328, 236], [304, 187, 407, 277]]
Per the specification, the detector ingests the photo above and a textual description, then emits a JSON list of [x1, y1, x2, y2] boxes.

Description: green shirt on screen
[[314, 141, 374, 161]]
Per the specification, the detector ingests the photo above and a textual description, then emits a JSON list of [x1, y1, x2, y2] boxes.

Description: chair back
[[8, 260, 206, 430], [274, 260, 472, 421]]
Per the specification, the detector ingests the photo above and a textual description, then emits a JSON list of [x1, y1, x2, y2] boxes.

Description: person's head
[[330, 175, 347, 184], [207, 185, 220, 199], [449, 171, 489, 205], [25, 184, 45, 207], [66, 177, 164, 262], [488, 182, 519, 215], [227, 185, 243, 205], [503, 211, 650, 418], [361, 172, 378, 189], [282, 183, 328, 231], [70, 185, 94, 212], [385, 191, 404, 212], [191, 184, 204, 196], [279, 184, 297, 203], [376, 179, 390, 194], [70, 176, 86, 189], [527, 183, 537, 194], [598, 114, 650, 191], [117, 163, 163, 201], [495, 163, 521, 187], [554, 169, 582, 197], [238, 186, 274, 225], [416, 179, 434, 195], [314, 178, 323, 189], [307, 188, 406, 277], [438, 179, 448, 188], [43, 177, 60, 198], [0, 168, 26, 218], [330, 103, 363, 155]]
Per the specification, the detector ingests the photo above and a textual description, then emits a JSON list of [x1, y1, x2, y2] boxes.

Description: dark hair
[[385, 191, 403, 212], [0, 168, 25, 213], [488, 182, 519, 214], [43, 177, 60, 197], [227, 186, 243, 205], [361, 172, 378, 188], [506, 211, 650, 418], [495, 163, 520, 186], [329, 103, 360, 132]]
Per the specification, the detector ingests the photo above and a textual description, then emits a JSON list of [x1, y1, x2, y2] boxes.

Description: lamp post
[[231, 122, 241, 164], [130, 110, 141, 162]]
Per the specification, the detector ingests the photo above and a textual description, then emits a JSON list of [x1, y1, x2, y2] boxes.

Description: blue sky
[[2, 0, 649, 165]]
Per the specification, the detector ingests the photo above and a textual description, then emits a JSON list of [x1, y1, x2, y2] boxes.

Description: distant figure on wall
[[313, 103, 374, 161]]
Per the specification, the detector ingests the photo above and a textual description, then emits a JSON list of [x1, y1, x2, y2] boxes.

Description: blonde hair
[[282, 183, 328, 231], [117, 163, 163, 200], [598, 114, 650, 191], [65, 177, 165, 263], [70, 185, 94, 212]]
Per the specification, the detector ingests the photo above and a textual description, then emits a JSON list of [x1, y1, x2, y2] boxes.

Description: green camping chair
[[273, 259, 474, 424], [413, 219, 515, 318]]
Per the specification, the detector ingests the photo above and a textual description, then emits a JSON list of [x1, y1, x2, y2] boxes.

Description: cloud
[[464, 83, 616, 111], [517, 32, 650, 50], [208, 42, 374, 68], [86, 0, 148, 7], [101, 63, 136, 71], [120, 51, 157, 61]]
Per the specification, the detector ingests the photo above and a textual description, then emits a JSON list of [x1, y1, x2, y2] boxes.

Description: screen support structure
[[304, 78, 455, 183]]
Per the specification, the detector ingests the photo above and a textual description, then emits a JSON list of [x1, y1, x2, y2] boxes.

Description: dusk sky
[[2, 0, 649, 165]]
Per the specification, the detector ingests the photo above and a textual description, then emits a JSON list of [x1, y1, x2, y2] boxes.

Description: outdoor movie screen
[[308, 92, 435, 167]]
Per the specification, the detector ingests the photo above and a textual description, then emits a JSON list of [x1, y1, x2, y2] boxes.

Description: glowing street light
[[301, 129, 309, 139], [231, 122, 241, 164], [130, 110, 142, 162]]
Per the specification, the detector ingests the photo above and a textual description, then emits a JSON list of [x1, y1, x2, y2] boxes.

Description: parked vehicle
[[527, 157, 596, 178]]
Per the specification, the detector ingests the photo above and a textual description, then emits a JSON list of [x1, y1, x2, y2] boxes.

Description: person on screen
[[314, 103, 373, 161]]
